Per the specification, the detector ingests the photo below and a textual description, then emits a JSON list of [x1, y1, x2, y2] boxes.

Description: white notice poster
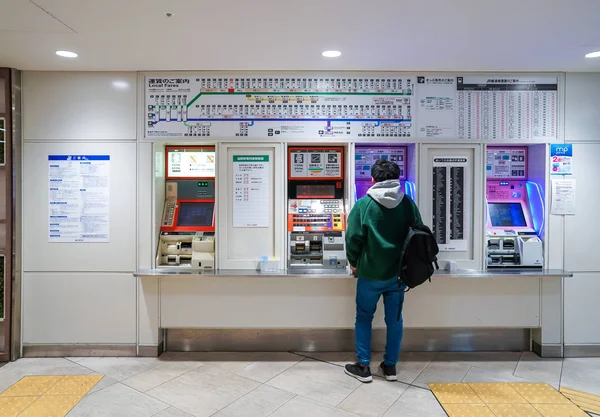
[[551, 179, 576, 215], [48, 155, 110, 242], [416, 76, 456, 138], [233, 155, 271, 228]]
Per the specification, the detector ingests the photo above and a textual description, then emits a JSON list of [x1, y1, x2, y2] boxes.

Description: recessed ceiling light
[[322, 50, 342, 58], [585, 51, 600, 58], [112, 80, 130, 90], [56, 50, 78, 58]]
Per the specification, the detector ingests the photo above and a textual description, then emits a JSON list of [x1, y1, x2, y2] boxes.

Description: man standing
[[344, 159, 422, 383]]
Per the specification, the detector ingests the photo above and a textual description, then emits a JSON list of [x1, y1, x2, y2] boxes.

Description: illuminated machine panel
[[355, 146, 408, 200], [166, 146, 216, 179]]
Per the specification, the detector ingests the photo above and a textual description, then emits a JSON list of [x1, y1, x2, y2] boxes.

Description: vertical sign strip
[[432, 166, 447, 245], [0, 255, 4, 319], [0, 117, 5, 166], [450, 166, 465, 240]]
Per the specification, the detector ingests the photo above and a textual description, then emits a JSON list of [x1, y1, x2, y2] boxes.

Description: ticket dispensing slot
[[485, 147, 544, 268], [354, 145, 413, 201], [157, 146, 216, 269], [287, 147, 347, 270]]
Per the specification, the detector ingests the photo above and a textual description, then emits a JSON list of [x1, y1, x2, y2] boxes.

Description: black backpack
[[398, 197, 439, 297]]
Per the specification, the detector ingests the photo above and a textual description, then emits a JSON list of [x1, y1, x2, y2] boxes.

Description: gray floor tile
[[234, 352, 302, 383], [146, 365, 260, 417], [370, 352, 437, 384], [435, 351, 522, 374], [171, 352, 261, 373], [514, 351, 563, 388], [412, 361, 471, 388], [462, 366, 532, 383], [270, 396, 361, 417], [152, 407, 194, 417], [87, 375, 118, 395], [68, 383, 169, 417], [561, 357, 600, 395], [338, 380, 408, 417], [213, 384, 295, 417], [267, 359, 361, 407], [75, 357, 162, 381], [122, 360, 204, 392], [383, 386, 447, 417]]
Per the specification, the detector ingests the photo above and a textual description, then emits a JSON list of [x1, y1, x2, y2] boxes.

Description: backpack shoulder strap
[[400, 195, 416, 227]]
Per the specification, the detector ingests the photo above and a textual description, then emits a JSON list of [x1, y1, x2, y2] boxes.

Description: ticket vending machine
[[157, 146, 216, 269], [485, 147, 544, 268], [287, 146, 347, 270], [354, 145, 415, 201]]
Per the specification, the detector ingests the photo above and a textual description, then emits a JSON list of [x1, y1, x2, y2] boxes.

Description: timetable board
[[145, 74, 558, 141]]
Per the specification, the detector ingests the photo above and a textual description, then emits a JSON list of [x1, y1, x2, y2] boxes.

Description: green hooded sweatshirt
[[346, 179, 422, 281]]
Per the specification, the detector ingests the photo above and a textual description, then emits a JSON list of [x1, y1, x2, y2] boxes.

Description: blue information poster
[[48, 155, 110, 243]]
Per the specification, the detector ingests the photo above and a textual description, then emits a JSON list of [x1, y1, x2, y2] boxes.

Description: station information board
[[145, 74, 558, 141]]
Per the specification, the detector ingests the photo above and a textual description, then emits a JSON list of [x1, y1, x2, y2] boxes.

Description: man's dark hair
[[371, 158, 401, 183]]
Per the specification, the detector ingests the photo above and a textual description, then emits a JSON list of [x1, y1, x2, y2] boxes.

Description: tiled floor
[[0, 352, 598, 416]]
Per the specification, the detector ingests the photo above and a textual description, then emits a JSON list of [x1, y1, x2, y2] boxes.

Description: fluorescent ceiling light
[[322, 50, 342, 58], [112, 80, 130, 90], [56, 50, 78, 58], [585, 51, 600, 58]]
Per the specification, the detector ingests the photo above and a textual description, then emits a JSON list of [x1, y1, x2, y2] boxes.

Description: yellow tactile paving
[[430, 382, 597, 417], [532, 404, 589, 417], [45, 375, 103, 396], [468, 383, 528, 404], [509, 383, 572, 404], [488, 403, 543, 417], [560, 387, 600, 413], [18, 394, 84, 417], [560, 387, 600, 402], [0, 375, 103, 417], [442, 404, 496, 417], [559, 396, 600, 414], [0, 396, 38, 417], [0, 376, 63, 397], [428, 383, 484, 404]]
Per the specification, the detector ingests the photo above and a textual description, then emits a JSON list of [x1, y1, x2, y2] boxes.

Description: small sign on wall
[[550, 144, 573, 175], [232, 155, 271, 228]]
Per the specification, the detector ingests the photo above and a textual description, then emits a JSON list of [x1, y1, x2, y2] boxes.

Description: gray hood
[[367, 179, 405, 209]]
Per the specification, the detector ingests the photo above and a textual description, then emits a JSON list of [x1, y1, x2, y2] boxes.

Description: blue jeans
[[355, 276, 405, 367]]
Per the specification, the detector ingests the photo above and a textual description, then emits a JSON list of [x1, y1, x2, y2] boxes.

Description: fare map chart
[[146, 75, 558, 141]]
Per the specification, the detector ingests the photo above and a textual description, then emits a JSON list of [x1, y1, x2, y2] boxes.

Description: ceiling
[[1, 0, 600, 72]]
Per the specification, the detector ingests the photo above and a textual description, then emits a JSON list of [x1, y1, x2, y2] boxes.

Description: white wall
[[20, 70, 600, 353], [21, 71, 138, 347], [562, 77, 600, 346]]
